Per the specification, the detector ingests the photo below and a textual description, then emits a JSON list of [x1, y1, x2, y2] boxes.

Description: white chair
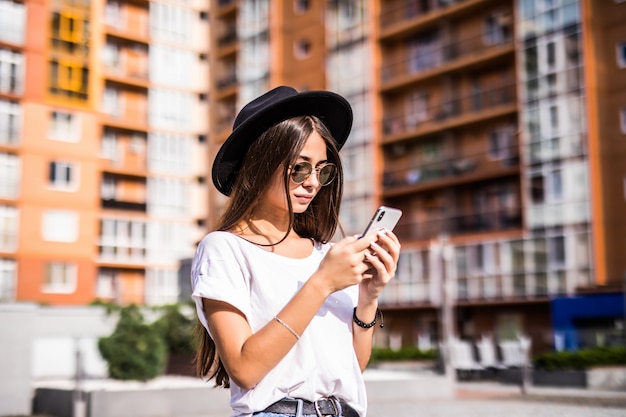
[[476, 336, 505, 370], [448, 338, 483, 378], [499, 340, 526, 368]]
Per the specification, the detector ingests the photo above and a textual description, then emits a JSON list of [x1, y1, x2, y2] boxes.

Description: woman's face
[[264, 129, 329, 215]]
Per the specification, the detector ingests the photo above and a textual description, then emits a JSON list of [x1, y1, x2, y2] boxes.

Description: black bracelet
[[353, 307, 384, 329]]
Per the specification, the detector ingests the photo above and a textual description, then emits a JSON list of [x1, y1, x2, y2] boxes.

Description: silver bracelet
[[274, 316, 301, 340]]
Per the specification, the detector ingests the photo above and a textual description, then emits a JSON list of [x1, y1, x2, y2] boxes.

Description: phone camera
[[377, 211, 385, 221]]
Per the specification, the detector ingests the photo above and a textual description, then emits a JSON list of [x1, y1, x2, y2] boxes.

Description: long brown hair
[[195, 115, 344, 387]]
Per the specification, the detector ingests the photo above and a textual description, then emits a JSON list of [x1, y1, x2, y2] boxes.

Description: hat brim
[[213, 90, 353, 196]]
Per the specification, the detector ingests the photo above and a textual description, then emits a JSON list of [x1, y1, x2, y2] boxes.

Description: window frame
[[48, 160, 79, 190], [42, 262, 77, 294]]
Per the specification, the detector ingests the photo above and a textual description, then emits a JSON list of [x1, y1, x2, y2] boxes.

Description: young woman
[[191, 86, 400, 417]]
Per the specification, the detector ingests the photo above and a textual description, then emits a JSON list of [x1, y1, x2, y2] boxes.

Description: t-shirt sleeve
[[190, 234, 252, 334]]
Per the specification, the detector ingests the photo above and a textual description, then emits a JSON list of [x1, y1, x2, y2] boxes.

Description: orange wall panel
[[17, 257, 97, 305]]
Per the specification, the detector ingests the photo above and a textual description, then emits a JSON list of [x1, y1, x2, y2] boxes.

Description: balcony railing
[[218, 28, 238, 48], [101, 199, 147, 212], [216, 72, 238, 90], [383, 83, 516, 139], [379, 0, 466, 29], [394, 207, 522, 242], [381, 32, 513, 85], [383, 148, 519, 191]]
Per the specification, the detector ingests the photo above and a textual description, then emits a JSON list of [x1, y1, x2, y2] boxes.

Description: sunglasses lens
[[291, 162, 312, 184], [319, 164, 336, 185]]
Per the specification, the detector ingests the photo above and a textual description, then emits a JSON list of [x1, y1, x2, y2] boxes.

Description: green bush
[[369, 346, 437, 363], [98, 304, 168, 381], [533, 346, 626, 371], [152, 304, 196, 355]]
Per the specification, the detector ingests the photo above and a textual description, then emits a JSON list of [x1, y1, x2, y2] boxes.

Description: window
[[407, 31, 441, 73], [48, 161, 78, 190], [406, 91, 430, 128], [99, 218, 147, 262], [96, 268, 118, 300], [0, 99, 21, 145], [0, 0, 26, 45], [43, 262, 77, 294], [42, 210, 78, 242], [0, 205, 18, 252], [49, 111, 80, 142], [0, 48, 24, 94], [488, 125, 516, 160], [49, 10, 89, 100], [0, 257, 17, 301], [100, 176, 116, 200], [531, 174, 545, 203], [49, 60, 89, 100], [294, 39, 312, 59], [147, 177, 189, 217], [549, 235, 566, 266], [484, 11, 511, 45], [145, 268, 179, 305], [101, 131, 119, 160], [0, 151, 20, 199]]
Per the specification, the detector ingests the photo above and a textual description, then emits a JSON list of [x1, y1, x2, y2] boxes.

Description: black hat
[[212, 86, 353, 196]]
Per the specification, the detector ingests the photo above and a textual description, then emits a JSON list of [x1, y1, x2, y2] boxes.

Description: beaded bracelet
[[352, 307, 384, 329]]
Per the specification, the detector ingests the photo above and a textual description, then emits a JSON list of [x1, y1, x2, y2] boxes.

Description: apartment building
[[208, 0, 379, 232], [206, 0, 625, 354], [376, 0, 625, 354], [0, 0, 210, 306]]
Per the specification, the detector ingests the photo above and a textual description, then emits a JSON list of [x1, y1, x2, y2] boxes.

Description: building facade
[[2, 0, 624, 355], [375, 0, 625, 354], [0, 0, 211, 306]]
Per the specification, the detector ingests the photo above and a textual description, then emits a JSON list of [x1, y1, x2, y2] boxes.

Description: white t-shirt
[[191, 231, 367, 417]]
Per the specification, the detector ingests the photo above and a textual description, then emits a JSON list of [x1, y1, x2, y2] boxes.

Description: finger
[[369, 241, 392, 264], [376, 232, 401, 261]]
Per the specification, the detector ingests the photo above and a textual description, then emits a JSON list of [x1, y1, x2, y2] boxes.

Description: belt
[[259, 397, 359, 417]]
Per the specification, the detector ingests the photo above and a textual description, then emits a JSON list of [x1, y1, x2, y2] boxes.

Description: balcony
[[383, 152, 519, 195], [100, 173, 147, 213], [381, 33, 514, 90], [101, 90, 149, 131], [102, 43, 149, 85], [382, 83, 516, 143], [379, 0, 483, 34], [104, 5, 150, 42], [394, 206, 522, 243]]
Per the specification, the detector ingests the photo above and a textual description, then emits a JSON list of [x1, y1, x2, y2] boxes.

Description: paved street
[[368, 397, 626, 417], [31, 369, 626, 417], [363, 368, 626, 417]]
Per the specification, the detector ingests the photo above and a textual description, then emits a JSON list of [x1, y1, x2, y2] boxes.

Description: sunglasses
[[290, 161, 337, 186]]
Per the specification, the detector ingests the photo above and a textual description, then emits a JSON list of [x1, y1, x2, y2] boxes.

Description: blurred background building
[[1, 0, 211, 306], [1, 0, 625, 356]]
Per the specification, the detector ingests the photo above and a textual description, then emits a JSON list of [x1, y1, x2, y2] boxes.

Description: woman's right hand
[[312, 235, 374, 294]]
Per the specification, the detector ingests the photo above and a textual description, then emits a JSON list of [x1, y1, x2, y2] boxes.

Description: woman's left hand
[[359, 229, 401, 302]]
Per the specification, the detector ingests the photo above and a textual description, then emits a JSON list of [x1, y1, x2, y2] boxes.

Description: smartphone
[[359, 206, 402, 239]]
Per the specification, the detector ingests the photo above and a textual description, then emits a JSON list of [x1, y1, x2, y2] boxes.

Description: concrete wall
[[0, 303, 119, 416], [0, 303, 37, 416], [32, 384, 232, 417], [30, 305, 119, 379]]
